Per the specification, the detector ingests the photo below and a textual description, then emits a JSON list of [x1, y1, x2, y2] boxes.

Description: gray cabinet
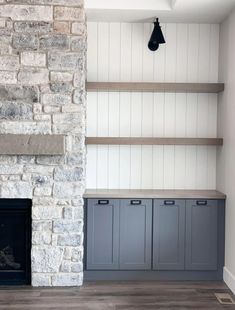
[[86, 199, 119, 270], [119, 199, 152, 270], [86, 197, 224, 278], [153, 199, 186, 270], [185, 200, 218, 270]]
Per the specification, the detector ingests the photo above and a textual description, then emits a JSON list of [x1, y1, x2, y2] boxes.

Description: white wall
[[217, 9, 235, 294], [87, 22, 220, 190]]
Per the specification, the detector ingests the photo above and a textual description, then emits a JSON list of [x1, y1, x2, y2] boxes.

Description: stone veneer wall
[[0, 0, 86, 286]]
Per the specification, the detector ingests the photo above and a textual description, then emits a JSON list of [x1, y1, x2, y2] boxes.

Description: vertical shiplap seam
[[184, 23, 189, 189], [118, 23, 123, 189], [206, 24, 212, 189], [140, 24, 144, 189], [163, 24, 167, 189], [173, 24, 178, 189], [107, 23, 111, 189], [151, 95, 154, 189], [196, 24, 201, 189], [118, 23, 121, 189], [129, 23, 133, 189], [95, 22, 99, 188], [151, 22, 155, 186], [150, 23, 155, 189], [119, 23, 123, 189]]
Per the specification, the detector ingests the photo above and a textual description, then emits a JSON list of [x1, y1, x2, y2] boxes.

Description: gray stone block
[[40, 34, 69, 49], [57, 233, 81, 246], [50, 82, 73, 94], [12, 34, 39, 50], [51, 274, 82, 286], [32, 274, 51, 287], [31, 247, 63, 272], [60, 261, 71, 272], [21, 52, 46, 67], [32, 207, 62, 220], [53, 220, 82, 233], [32, 220, 52, 231], [32, 231, 52, 245], [63, 207, 73, 219], [73, 89, 85, 104], [53, 113, 82, 124], [71, 248, 82, 262], [0, 71, 17, 84], [34, 186, 52, 196], [53, 182, 84, 198], [0, 85, 38, 103], [48, 52, 82, 71], [0, 102, 33, 120], [18, 68, 49, 85], [0, 121, 51, 134], [0, 55, 19, 71], [7, 0, 82, 5], [0, 5, 53, 21], [54, 6, 84, 21], [71, 22, 85, 35], [50, 71, 73, 82], [14, 21, 53, 33], [42, 93, 71, 105], [71, 37, 85, 52], [71, 263, 83, 272], [0, 182, 32, 198], [54, 167, 83, 182], [36, 155, 65, 165]]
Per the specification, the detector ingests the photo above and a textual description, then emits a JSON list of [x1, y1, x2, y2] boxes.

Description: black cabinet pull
[[196, 200, 207, 206], [98, 200, 109, 205], [131, 200, 141, 205], [164, 200, 175, 206]]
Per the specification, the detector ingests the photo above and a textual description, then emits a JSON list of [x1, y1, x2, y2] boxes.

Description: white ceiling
[[85, 0, 235, 23]]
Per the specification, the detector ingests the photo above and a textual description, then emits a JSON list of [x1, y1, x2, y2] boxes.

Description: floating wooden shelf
[[86, 82, 224, 93], [85, 137, 223, 146]]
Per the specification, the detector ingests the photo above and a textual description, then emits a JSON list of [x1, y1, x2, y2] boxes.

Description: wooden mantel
[[0, 134, 65, 155]]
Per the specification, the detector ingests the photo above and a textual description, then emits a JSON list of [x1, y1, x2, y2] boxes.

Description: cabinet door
[[185, 200, 218, 271], [153, 199, 186, 270], [86, 199, 119, 270], [119, 199, 152, 270]]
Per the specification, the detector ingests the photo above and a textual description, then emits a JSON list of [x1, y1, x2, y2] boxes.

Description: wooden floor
[[0, 281, 234, 310]]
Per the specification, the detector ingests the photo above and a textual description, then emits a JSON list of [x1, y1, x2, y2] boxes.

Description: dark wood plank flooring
[[0, 281, 234, 310]]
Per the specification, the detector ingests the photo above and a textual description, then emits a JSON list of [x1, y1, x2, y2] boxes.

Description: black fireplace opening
[[0, 199, 31, 285]]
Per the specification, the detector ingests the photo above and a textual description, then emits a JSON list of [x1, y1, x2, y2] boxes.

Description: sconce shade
[[148, 18, 165, 51]]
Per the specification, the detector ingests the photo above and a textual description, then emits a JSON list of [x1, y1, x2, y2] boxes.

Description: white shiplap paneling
[[86, 22, 219, 190]]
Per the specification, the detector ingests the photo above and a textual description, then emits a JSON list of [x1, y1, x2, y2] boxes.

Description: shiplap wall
[[86, 22, 220, 190]]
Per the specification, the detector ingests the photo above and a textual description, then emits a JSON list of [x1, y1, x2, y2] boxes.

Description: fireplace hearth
[[0, 199, 31, 285]]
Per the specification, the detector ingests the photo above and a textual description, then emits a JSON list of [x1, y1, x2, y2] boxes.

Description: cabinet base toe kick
[[84, 270, 224, 281], [84, 198, 225, 281]]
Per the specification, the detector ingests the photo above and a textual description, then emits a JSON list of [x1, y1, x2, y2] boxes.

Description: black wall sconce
[[148, 18, 166, 51]]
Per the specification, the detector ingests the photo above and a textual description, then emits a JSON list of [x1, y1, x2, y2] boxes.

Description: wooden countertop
[[84, 189, 226, 200]]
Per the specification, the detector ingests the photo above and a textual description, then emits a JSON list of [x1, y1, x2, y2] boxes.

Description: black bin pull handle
[[98, 200, 109, 205], [196, 200, 207, 206], [164, 200, 175, 206], [131, 200, 141, 205]]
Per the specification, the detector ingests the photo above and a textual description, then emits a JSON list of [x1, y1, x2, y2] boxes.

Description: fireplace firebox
[[0, 199, 31, 285]]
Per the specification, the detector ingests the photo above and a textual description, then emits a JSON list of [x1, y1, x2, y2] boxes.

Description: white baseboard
[[224, 267, 235, 295]]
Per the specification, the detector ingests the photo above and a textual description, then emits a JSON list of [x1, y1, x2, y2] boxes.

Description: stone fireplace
[[0, 0, 86, 286]]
